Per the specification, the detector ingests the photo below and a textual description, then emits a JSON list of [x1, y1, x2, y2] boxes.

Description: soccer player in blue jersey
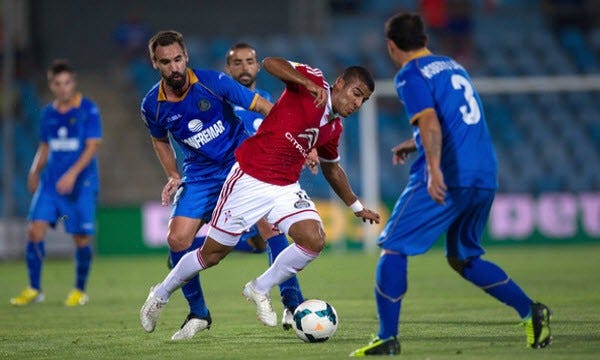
[[140, 31, 272, 341], [350, 13, 552, 356], [10, 60, 102, 307]]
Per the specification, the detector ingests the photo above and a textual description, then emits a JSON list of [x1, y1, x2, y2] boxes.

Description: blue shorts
[[171, 178, 226, 221], [377, 181, 495, 260], [28, 183, 97, 235]]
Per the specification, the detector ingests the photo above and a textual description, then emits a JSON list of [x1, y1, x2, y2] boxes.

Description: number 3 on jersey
[[451, 74, 481, 125]]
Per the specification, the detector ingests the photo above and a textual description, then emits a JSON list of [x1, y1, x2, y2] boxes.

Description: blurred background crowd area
[[1, 0, 600, 217]]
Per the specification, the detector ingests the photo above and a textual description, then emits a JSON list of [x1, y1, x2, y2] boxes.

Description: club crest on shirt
[[188, 119, 204, 132], [198, 99, 211, 111], [69, 117, 77, 125], [294, 199, 311, 209]]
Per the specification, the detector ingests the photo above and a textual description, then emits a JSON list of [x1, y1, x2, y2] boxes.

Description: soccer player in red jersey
[[141, 57, 380, 329]]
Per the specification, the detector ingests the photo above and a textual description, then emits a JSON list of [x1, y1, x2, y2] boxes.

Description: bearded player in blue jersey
[[350, 13, 552, 356], [10, 60, 102, 307], [140, 31, 273, 341]]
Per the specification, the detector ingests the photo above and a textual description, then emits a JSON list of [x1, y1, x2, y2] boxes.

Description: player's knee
[[303, 230, 326, 253], [26, 223, 45, 242], [166, 231, 192, 252], [447, 256, 467, 274]]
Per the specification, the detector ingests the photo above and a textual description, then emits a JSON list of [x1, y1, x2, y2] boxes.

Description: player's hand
[[56, 170, 77, 195], [392, 139, 417, 165], [305, 82, 328, 108], [161, 177, 182, 206], [304, 148, 320, 175], [355, 208, 381, 224], [27, 173, 39, 194], [427, 167, 447, 205]]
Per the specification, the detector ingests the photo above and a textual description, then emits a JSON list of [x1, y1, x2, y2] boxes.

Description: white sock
[[253, 243, 319, 294], [155, 249, 204, 300]]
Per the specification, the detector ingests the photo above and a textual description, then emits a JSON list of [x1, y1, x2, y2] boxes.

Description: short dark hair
[[385, 13, 427, 51], [47, 59, 75, 79], [148, 30, 187, 61], [226, 42, 257, 64], [340, 66, 375, 92]]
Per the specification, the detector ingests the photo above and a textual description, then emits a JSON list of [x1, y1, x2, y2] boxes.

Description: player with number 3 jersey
[[350, 13, 552, 356]]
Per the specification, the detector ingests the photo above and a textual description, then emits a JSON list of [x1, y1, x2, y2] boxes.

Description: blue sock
[[25, 241, 45, 291], [375, 252, 407, 339], [267, 234, 304, 309], [170, 247, 208, 318], [75, 245, 92, 291], [190, 236, 205, 250], [462, 257, 533, 318]]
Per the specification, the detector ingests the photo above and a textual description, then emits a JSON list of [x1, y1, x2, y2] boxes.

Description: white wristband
[[350, 200, 364, 213]]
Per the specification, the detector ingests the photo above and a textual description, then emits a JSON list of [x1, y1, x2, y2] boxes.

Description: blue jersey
[[141, 68, 259, 182], [395, 50, 497, 189], [39, 93, 102, 192], [233, 87, 271, 135]]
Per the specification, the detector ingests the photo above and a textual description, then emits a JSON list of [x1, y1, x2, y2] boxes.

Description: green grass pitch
[[1, 244, 600, 359]]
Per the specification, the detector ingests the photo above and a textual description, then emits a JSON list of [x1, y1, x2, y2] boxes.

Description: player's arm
[[414, 110, 447, 205], [320, 161, 380, 224], [56, 138, 102, 195], [250, 95, 273, 117], [262, 57, 327, 107], [151, 136, 182, 206], [27, 142, 49, 193]]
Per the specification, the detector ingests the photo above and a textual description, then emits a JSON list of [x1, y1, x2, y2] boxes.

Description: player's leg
[[62, 234, 92, 306], [256, 219, 305, 329], [10, 221, 49, 306], [142, 167, 257, 333], [351, 181, 455, 356], [141, 234, 233, 334], [446, 188, 552, 348], [11, 187, 54, 306], [62, 189, 96, 306], [165, 179, 224, 338]]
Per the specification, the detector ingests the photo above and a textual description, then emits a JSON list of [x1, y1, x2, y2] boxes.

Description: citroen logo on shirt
[[298, 128, 319, 149], [188, 119, 204, 132]]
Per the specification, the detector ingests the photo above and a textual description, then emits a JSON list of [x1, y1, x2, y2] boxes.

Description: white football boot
[[171, 312, 212, 341], [140, 284, 167, 332], [242, 281, 277, 327]]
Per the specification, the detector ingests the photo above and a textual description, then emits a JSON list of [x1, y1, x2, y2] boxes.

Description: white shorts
[[207, 163, 322, 246]]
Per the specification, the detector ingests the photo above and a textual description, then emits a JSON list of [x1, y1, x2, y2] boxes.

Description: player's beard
[[165, 71, 187, 90], [237, 72, 256, 87]]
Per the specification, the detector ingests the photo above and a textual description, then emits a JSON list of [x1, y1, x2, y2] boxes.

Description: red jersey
[[235, 62, 343, 186]]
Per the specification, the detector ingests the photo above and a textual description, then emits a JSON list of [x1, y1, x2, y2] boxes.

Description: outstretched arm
[[262, 57, 327, 108], [321, 161, 380, 224], [151, 136, 182, 206]]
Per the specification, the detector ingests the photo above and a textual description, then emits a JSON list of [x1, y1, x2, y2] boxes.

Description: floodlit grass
[[1, 244, 600, 359]]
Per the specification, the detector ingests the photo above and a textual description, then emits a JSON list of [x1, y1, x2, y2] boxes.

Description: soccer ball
[[292, 299, 338, 343]]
